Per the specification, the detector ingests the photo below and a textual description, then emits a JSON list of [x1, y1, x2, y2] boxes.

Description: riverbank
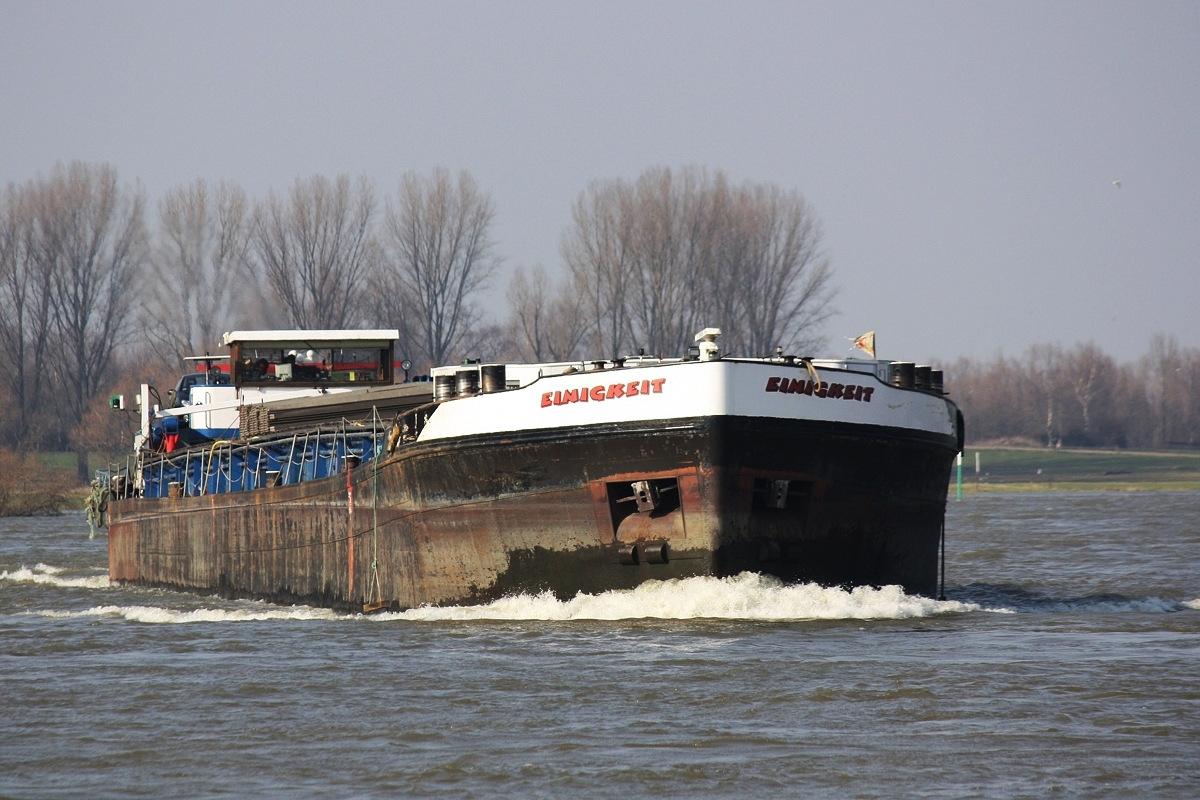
[[0, 489, 89, 517], [5, 445, 1200, 516], [951, 445, 1200, 493], [0, 451, 110, 517]]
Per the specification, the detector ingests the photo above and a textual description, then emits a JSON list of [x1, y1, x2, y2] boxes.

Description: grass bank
[[951, 446, 1200, 493], [0, 451, 119, 516], [6, 445, 1198, 515]]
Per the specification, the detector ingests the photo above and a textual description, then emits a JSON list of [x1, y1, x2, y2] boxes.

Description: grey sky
[[3, 1, 1196, 362]]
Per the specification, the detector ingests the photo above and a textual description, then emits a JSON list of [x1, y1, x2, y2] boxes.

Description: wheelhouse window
[[330, 348, 389, 382], [233, 345, 393, 387]]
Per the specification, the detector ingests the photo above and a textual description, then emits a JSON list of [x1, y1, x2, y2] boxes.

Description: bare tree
[[1063, 342, 1113, 441], [1028, 343, 1065, 447], [252, 174, 378, 329], [942, 339, 1200, 449], [1144, 333, 1183, 448], [626, 167, 720, 355], [0, 182, 56, 449], [562, 180, 637, 358], [37, 163, 146, 482], [505, 265, 587, 362], [1181, 347, 1200, 446], [377, 169, 498, 368], [562, 166, 834, 358], [150, 180, 253, 363], [736, 184, 834, 357]]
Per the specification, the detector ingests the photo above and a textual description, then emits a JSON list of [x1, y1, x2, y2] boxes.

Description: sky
[[2, 1, 1197, 363]]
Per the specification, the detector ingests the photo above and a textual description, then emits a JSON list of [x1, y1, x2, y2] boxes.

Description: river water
[[1, 493, 1197, 798]]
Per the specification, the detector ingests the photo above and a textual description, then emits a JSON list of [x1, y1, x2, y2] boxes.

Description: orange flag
[[852, 331, 876, 358]]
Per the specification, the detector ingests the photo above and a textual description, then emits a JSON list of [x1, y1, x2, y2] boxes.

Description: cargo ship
[[106, 328, 964, 611]]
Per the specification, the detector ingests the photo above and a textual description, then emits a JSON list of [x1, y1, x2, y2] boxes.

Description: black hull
[[110, 416, 956, 609]]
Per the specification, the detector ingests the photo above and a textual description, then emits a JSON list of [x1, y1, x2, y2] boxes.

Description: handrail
[[131, 413, 395, 500]]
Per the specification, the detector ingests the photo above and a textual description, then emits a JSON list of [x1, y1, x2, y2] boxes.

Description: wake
[[384, 573, 980, 622], [31, 604, 339, 623], [10, 564, 1196, 622], [20, 574, 977, 624], [1, 563, 110, 589]]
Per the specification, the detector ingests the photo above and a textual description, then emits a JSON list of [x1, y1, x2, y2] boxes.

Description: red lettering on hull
[[540, 378, 668, 409], [764, 376, 879, 404]]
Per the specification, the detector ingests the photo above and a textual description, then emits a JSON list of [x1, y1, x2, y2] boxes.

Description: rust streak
[[347, 467, 355, 598]]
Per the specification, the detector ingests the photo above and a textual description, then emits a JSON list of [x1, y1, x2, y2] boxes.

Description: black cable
[[939, 517, 947, 601]]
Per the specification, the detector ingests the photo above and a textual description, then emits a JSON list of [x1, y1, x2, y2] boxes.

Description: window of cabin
[[234, 347, 391, 386]]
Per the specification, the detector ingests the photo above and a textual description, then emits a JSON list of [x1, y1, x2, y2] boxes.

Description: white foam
[[30, 604, 341, 624], [1, 563, 109, 589], [960, 594, 1191, 614], [380, 573, 980, 622]]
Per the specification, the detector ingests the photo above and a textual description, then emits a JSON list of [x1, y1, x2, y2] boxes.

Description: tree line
[[514, 166, 833, 362], [945, 336, 1200, 449], [1, 162, 833, 480]]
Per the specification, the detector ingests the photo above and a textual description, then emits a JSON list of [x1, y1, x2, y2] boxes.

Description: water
[[2, 493, 1198, 798]]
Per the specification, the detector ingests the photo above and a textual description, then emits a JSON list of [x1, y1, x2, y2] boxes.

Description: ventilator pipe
[[434, 375, 457, 401], [695, 327, 722, 362]]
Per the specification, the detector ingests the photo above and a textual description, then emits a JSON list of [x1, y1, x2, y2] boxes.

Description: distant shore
[[951, 480, 1200, 494], [0, 488, 89, 517], [5, 446, 1199, 517], [949, 445, 1200, 494]]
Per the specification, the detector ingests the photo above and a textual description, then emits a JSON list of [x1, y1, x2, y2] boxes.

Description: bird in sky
[[1112, 179, 1122, 188]]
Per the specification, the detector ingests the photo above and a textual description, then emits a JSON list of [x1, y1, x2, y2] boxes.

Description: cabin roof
[[221, 330, 400, 348]]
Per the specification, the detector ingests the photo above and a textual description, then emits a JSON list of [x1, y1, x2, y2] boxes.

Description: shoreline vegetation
[[0, 450, 83, 516], [3, 444, 1199, 517]]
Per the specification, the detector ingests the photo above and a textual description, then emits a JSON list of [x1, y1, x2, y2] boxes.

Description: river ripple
[[1, 492, 1197, 798]]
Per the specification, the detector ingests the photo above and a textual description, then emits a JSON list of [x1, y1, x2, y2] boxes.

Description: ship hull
[[109, 414, 956, 609]]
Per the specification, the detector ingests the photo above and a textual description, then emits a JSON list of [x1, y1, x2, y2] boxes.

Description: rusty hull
[[109, 416, 957, 610]]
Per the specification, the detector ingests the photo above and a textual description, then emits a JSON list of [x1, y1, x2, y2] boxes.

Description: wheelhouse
[[224, 329, 399, 390]]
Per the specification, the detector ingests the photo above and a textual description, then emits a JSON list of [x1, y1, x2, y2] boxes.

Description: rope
[[801, 358, 823, 394], [939, 516, 947, 601], [365, 405, 385, 608], [199, 440, 231, 496], [284, 434, 298, 486], [85, 479, 109, 539]]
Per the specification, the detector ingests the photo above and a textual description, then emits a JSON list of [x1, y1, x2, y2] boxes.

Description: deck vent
[[455, 368, 479, 396], [914, 365, 932, 391], [890, 362, 915, 389], [481, 364, 507, 393], [930, 369, 944, 395], [434, 375, 457, 401], [695, 327, 722, 361]]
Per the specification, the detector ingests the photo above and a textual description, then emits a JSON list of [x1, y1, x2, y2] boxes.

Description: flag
[[852, 331, 875, 358]]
